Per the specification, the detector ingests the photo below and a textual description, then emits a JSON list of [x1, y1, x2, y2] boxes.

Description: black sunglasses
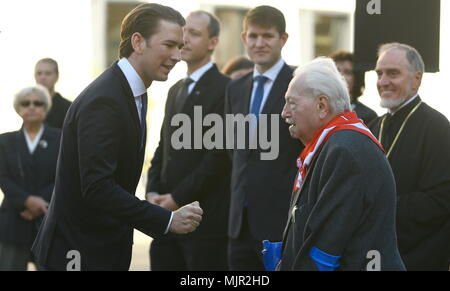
[[20, 100, 45, 107]]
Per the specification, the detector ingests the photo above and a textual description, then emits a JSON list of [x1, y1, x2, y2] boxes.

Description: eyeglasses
[[20, 100, 45, 108]]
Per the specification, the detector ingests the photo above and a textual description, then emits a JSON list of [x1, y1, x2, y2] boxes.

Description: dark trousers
[[150, 235, 229, 271], [228, 209, 265, 271], [0, 241, 33, 271]]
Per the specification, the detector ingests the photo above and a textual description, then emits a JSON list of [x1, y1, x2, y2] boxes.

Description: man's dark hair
[[36, 58, 59, 75], [190, 10, 221, 38], [243, 5, 286, 35], [119, 3, 185, 58], [330, 50, 365, 101]]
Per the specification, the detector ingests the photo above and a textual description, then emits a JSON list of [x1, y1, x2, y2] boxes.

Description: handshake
[[147, 192, 203, 235]]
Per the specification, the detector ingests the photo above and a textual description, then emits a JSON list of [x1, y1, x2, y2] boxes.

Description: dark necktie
[[174, 77, 194, 113], [250, 76, 268, 119], [140, 92, 148, 149]]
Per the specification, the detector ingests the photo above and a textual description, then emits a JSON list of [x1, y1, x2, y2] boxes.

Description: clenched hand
[[169, 201, 203, 234]]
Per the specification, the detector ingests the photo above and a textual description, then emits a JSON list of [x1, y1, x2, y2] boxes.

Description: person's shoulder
[[44, 126, 62, 138], [327, 130, 383, 159], [228, 70, 253, 90], [0, 130, 19, 144], [420, 101, 450, 125]]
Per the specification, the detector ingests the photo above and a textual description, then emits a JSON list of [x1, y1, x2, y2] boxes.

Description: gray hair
[[378, 42, 425, 73], [13, 84, 52, 114], [293, 57, 351, 113]]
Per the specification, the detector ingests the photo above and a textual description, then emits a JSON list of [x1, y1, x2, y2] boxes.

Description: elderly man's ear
[[316, 95, 331, 119]]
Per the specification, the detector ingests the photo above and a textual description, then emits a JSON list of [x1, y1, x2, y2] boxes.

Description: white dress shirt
[[117, 58, 147, 122], [249, 58, 285, 113], [186, 61, 214, 94], [117, 58, 173, 234], [23, 125, 44, 154]]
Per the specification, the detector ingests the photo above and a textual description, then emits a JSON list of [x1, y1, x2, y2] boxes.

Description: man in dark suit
[[225, 6, 303, 270], [146, 11, 231, 271], [35, 58, 72, 129], [279, 57, 404, 271], [31, 3, 203, 271]]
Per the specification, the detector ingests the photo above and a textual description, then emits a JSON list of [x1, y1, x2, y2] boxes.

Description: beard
[[380, 81, 414, 111]]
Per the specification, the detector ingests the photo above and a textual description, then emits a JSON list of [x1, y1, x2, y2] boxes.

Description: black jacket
[[32, 62, 172, 271], [225, 63, 303, 241], [0, 127, 61, 246], [280, 130, 405, 270], [147, 64, 231, 238], [45, 93, 71, 129]]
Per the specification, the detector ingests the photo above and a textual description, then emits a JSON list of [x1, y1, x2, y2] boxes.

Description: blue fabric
[[262, 240, 282, 271], [309, 246, 341, 271], [250, 76, 268, 119]]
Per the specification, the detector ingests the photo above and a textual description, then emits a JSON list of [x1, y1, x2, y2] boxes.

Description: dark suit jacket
[[0, 127, 61, 246], [45, 93, 71, 129], [279, 130, 405, 271], [32, 62, 172, 271], [353, 100, 377, 125], [369, 97, 450, 270], [225, 63, 303, 241], [147, 64, 231, 238]]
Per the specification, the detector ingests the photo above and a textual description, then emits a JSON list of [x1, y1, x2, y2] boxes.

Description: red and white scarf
[[293, 111, 384, 192]]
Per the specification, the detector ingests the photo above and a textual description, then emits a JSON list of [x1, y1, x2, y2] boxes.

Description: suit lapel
[[181, 65, 220, 112], [112, 63, 141, 151], [261, 64, 293, 115], [281, 154, 318, 243], [240, 74, 254, 115]]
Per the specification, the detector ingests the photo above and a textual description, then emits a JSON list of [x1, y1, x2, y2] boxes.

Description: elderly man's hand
[[169, 201, 203, 234]]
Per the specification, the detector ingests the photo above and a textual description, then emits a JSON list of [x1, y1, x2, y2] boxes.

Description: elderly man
[[278, 57, 405, 271], [369, 43, 450, 271]]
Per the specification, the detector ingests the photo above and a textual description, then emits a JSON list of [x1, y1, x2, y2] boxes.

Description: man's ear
[[317, 95, 331, 119], [412, 71, 423, 91], [280, 32, 289, 48], [208, 36, 219, 51], [240, 31, 247, 46], [131, 32, 146, 55]]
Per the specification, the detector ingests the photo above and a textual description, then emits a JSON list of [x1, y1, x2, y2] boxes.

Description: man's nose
[[378, 73, 390, 86], [281, 102, 289, 119], [255, 36, 265, 47]]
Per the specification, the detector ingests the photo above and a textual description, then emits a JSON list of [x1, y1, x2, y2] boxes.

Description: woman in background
[[222, 56, 254, 80], [0, 85, 61, 270], [330, 50, 378, 124]]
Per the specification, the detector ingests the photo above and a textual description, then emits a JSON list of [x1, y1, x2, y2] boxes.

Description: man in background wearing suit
[[225, 6, 303, 270], [34, 58, 72, 129], [146, 11, 231, 270], [32, 3, 203, 271]]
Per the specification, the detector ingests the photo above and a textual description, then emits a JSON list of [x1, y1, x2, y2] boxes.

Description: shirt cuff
[[164, 212, 173, 234]]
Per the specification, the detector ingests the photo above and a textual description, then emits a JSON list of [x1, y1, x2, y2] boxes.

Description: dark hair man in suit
[[146, 10, 231, 270], [34, 58, 72, 129], [31, 3, 203, 271], [225, 5, 303, 270], [279, 57, 405, 271]]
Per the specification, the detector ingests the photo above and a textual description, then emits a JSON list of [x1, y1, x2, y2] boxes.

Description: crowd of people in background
[[0, 3, 448, 271]]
